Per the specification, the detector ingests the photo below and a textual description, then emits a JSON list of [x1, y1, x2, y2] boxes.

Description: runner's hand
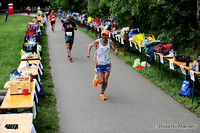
[[115, 48, 118, 55], [87, 52, 90, 58]]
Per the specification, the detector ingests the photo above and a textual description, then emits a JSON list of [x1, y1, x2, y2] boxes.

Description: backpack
[[179, 80, 193, 97], [175, 54, 192, 62], [129, 28, 139, 38], [23, 43, 37, 53], [26, 28, 35, 36], [154, 44, 173, 53], [38, 81, 44, 96], [154, 44, 164, 53]]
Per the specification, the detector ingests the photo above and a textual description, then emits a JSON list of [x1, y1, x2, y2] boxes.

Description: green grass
[[77, 23, 200, 117], [0, 14, 59, 132]]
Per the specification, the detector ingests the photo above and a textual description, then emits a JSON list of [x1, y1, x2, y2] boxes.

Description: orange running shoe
[[93, 74, 98, 87], [100, 94, 107, 100], [69, 56, 72, 61]]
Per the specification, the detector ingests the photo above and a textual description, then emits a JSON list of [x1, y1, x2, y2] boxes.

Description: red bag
[[163, 44, 173, 49], [154, 44, 173, 53], [26, 29, 35, 36], [155, 44, 164, 53]]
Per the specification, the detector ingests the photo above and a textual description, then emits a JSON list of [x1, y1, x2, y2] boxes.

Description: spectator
[[5, 10, 8, 22], [82, 7, 87, 14], [37, 6, 40, 11], [108, 11, 118, 30], [45, 7, 49, 20], [26, 6, 31, 17]]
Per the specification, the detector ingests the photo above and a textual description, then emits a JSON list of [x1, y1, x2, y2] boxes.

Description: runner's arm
[[87, 40, 98, 58], [110, 40, 118, 55], [72, 22, 77, 30]]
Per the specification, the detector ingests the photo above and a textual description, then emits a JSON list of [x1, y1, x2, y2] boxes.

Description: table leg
[[140, 48, 142, 62], [95, 29, 97, 37], [170, 69, 172, 86], [99, 28, 101, 38], [145, 54, 147, 70], [161, 63, 164, 80], [192, 81, 195, 104], [117, 41, 119, 50], [124, 40, 126, 56], [159, 55, 161, 70], [114, 37, 116, 48], [92, 26, 94, 33]]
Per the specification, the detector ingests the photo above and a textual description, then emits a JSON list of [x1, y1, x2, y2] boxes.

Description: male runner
[[87, 30, 118, 100], [50, 10, 56, 32], [58, 7, 62, 20], [63, 15, 77, 61], [61, 11, 67, 30]]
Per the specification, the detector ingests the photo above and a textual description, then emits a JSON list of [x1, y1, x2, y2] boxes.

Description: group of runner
[[47, 8, 118, 101]]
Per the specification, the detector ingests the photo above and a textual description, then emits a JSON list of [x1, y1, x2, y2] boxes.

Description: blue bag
[[179, 80, 193, 96], [38, 81, 44, 96], [129, 28, 139, 38]]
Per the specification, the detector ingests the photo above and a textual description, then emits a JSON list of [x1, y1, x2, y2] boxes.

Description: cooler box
[[9, 76, 31, 95]]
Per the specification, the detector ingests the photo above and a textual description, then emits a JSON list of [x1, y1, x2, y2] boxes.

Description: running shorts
[[51, 21, 55, 25], [65, 36, 74, 44], [96, 64, 111, 73]]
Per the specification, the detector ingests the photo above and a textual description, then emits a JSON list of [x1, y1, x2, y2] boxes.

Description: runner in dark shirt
[[63, 14, 77, 61]]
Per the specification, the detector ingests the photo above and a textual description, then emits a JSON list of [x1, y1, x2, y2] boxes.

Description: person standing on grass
[[5, 10, 8, 22], [50, 10, 57, 32], [108, 11, 118, 30], [87, 30, 118, 100], [27, 6, 31, 17], [63, 15, 77, 61]]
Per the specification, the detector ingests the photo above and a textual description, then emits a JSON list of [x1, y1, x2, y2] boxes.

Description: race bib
[[99, 54, 109, 61], [51, 18, 55, 21], [66, 32, 72, 36]]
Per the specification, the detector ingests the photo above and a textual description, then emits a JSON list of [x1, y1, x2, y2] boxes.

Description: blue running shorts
[[96, 64, 110, 73]]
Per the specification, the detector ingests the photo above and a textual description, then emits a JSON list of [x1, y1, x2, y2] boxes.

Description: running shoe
[[69, 56, 72, 61], [93, 74, 98, 87], [100, 94, 107, 100]]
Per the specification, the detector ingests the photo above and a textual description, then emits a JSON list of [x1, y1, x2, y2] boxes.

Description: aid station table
[[0, 80, 37, 114], [0, 113, 36, 133], [169, 59, 198, 104]]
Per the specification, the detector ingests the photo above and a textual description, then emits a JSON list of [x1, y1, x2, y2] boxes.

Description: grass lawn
[[76, 23, 200, 117], [0, 14, 59, 133]]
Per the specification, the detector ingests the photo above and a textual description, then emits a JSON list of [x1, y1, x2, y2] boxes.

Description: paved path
[[46, 19, 200, 133]]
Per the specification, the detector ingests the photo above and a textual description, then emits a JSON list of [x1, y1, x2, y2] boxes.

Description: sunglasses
[[102, 34, 108, 36]]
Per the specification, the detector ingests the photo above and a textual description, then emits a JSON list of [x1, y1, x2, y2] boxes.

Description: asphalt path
[[46, 19, 200, 133]]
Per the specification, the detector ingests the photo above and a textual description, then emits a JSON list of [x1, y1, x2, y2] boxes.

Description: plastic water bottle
[[26, 61, 29, 68], [196, 61, 199, 72]]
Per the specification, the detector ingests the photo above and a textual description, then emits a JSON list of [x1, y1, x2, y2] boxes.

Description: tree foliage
[[47, 0, 199, 54]]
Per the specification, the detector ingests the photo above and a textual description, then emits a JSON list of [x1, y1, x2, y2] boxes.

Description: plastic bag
[[132, 58, 141, 68], [132, 33, 145, 45]]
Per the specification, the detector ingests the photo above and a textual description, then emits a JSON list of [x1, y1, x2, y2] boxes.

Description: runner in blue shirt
[[58, 7, 62, 20], [61, 11, 67, 30]]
